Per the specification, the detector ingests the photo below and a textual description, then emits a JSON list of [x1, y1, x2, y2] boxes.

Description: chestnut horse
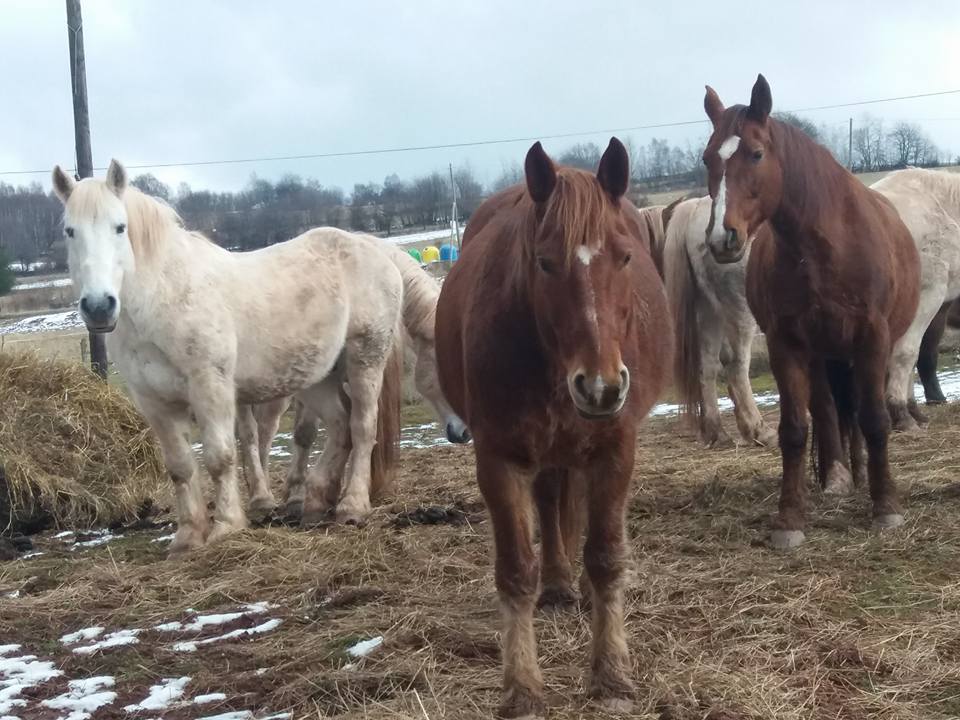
[[702, 75, 920, 549], [435, 138, 671, 717]]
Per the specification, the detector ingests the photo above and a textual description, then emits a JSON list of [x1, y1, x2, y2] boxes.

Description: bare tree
[[558, 142, 602, 170]]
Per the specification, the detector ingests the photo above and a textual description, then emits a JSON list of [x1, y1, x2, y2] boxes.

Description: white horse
[[663, 196, 778, 447], [53, 160, 405, 556], [872, 168, 960, 432], [235, 244, 470, 521]]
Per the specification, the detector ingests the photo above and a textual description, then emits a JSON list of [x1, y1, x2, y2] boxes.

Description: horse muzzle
[[79, 293, 119, 333], [707, 228, 747, 264]]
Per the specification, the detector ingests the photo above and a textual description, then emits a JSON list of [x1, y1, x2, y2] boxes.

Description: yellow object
[[421, 246, 440, 263]]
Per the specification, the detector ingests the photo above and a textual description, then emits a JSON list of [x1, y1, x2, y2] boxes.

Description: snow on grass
[[151, 621, 182, 632], [0, 310, 83, 335], [196, 713, 290, 720], [178, 602, 271, 633], [346, 636, 383, 658], [69, 531, 118, 550], [53, 531, 75, 539], [0, 654, 63, 714], [20, 552, 43, 559], [72, 629, 140, 655], [41, 676, 116, 720], [193, 692, 228, 704], [150, 534, 175, 544], [384, 225, 464, 247], [123, 677, 190, 712], [60, 627, 104, 645], [13, 277, 73, 291], [173, 618, 283, 653], [0, 648, 20, 658]]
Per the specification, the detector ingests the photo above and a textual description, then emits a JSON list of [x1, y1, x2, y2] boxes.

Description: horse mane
[[636, 204, 668, 277], [889, 167, 960, 214], [383, 243, 441, 343]]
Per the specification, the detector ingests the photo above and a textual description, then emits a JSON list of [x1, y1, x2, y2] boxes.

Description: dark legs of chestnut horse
[[480, 452, 634, 717], [916, 301, 951, 406], [534, 469, 584, 609], [767, 336, 811, 549], [856, 331, 904, 529]]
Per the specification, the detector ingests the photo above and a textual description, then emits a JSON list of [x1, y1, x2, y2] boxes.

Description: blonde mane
[[537, 169, 609, 267], [874, 168, 960, 221], [382, 243, 440, 342]]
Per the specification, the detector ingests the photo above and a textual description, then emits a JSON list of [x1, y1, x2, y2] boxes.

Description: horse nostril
[[79, 297, 91, 314], [574, 373, 588, 400], [725, 229, 738, 250], [619, 368, 629, 389], [106, 295, 117, 311]]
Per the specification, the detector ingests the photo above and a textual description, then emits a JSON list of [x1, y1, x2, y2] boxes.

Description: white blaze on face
[[710, 135, 741, 243], [577, 242, 600, 339]]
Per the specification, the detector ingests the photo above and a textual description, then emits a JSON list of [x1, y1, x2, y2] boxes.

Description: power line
[[4, 87, 960, 178]]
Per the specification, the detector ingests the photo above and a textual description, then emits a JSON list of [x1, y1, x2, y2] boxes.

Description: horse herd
[[48, 74, 960, 717]]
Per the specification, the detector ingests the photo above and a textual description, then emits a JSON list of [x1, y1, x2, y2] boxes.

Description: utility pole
[[848, 117, 854, 171], [448, 163, 460, 252], [66, 0, 107, 380]]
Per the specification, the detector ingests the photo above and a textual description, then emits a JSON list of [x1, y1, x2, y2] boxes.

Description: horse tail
[[663, 200, 702, 427], [810, 360, 858, 486], [369, 332, 403, 501]]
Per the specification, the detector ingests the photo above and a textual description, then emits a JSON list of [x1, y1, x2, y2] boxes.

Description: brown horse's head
[[523, 138, 635, 419], [701, 73, 782, 263]]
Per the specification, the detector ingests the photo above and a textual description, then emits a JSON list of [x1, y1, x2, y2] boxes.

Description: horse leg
[[810, 360, 852, 496], [723, 317, 776, 447], [534, 468, 577, 610], [297, 380, 350, 525], [190, 373, 247, 543], [255, 396, 290, 478], [138, 396, 207, 557], [236, 404, 276, 520], [917, 301, 950, 405], [767, 336, 811, 549], [282, 399, 321, 519], [584, 444, 635, 710], [697, 315, 732, 448], [857, 328, 904, 530], [477, 452, 543, 719]]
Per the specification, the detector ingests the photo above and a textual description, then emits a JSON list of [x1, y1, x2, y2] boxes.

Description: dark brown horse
[[435, 138, 671, 717], [702, 75, 920, 549], [917, 297, 960, 405]]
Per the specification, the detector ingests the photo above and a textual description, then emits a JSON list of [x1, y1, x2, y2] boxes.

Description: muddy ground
[[2, 403, 960, 719]]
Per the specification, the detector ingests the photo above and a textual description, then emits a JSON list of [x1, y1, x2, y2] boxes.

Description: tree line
[[0, 114, 953, 283]]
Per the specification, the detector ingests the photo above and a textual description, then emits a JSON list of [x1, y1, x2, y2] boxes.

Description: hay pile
[[0, 351, 166, 532]]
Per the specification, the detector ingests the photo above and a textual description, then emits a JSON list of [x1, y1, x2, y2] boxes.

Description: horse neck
[[770, 122, 857, 254], [121, 222, 200, 321]]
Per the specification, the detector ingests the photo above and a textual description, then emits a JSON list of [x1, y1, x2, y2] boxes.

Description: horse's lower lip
[[575, 404, 624, 420], [710, 249, 744, 264], [85, 322, 116, 334]]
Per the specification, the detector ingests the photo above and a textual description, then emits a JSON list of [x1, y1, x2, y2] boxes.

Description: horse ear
[[106, 159, 128, 196], [524, 141, 557, 204], [748, 74, 772, 124], [704, 85, 725, 127], [597, 137, 630, 200], [51, 165, 75, 203]]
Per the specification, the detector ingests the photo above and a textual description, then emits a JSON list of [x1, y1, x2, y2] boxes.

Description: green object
[[406, 248, 423, 264]]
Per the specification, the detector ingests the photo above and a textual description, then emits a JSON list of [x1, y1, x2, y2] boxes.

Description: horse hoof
[[248, 496, 277, 523], [167, 534, 203, 559], [300, 508, 332, 527], [769, 529, 805, 550], [498, 686, 545, 720], [926, 396, 947, 406], [891, 416, 921, 434], [537, 585, 578, 611], [206, 520, 244, 544], [336, 512, 369, 527], [598, 697, 633, 714], [755, 427, 779, 448], [706, 434, 734, 450], [283, 499, 304, 520], [823, 464, 854, 497], [873, 513, 905, 530]]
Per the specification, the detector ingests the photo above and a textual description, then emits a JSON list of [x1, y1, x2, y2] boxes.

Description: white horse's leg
[[336, 341, 390, 525], [282, 399, 323, 519], [236, 403, 277, 519], [138, 396, 207, 557], [255, 397, 290, 476], [697, 307, 732, 448], [190, 374, 247, 543], [887, 263, 946, 432], [296, 380, 350, 525], [723, 319, 777, 447]]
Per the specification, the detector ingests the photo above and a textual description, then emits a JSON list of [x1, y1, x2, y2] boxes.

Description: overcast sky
[[3, 0, 960, 194]]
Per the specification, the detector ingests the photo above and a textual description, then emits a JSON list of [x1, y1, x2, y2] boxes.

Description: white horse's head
[[412, 344, 471, 444], [52, 160, 133, 333]]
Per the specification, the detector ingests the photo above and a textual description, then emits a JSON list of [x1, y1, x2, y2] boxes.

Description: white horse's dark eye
[[116, 223, 126, 234], [752, 149, 764, 163], [65, 227, 74, 238], [537, 257, 555, 274]]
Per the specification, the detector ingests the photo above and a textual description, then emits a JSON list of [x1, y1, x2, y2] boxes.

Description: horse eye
[[752, 149, 764, 163], [115, 223, 126, 234], [537, 257, 554, 274], [622, 252, 632, 267], [64, 227, 74, 238]]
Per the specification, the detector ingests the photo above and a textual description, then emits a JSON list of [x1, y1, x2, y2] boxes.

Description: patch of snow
[[150, 534, 175, 544], [60, 627, 104, 645], [70, 532, 117, 550], [193, 692, 228, 704], [0, 310, 83, 336], [173, 618, 283, 653], [181, 602, 271, 633], [196, 712, 253, 720], [13, 277, 73, 291], [123, 677, 190, 712], [41, 676, 115, 720], [0, 654, 63, 714], [0, 648, 20, 658], [346, 636, 383, 658], [152, 621, 182, 632], [254, 668, 267, 676], [20, 552, 43, 559], [72, 629, 140, 655], [4, 592, 18, 600], [53, 531, 74, 539], [384, 225, 464, 247]]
